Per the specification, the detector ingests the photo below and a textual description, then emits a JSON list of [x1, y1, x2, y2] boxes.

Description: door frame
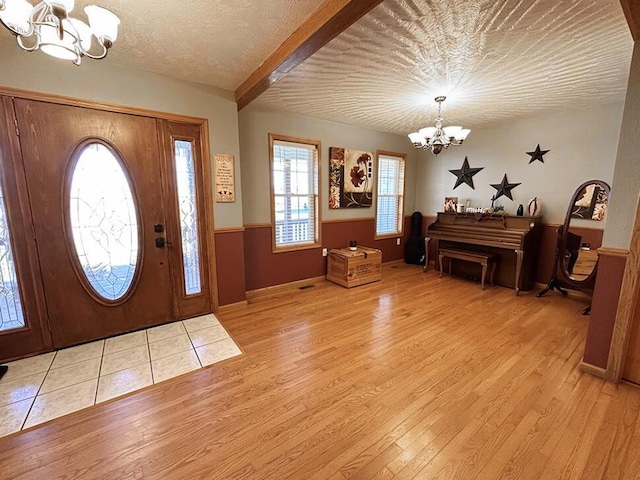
[[159, 121, 214, 319], [0, 86, 220, 320]]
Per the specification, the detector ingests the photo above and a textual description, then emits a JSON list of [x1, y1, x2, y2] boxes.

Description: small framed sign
[[214, 153, 235, 203]]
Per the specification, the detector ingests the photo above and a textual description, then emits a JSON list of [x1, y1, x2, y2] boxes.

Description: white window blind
[[376, 154, 405, 236], [272, 139, 319, 247]]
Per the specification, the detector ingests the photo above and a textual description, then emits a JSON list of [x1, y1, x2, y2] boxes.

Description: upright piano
[[425, 212, 542, 294]]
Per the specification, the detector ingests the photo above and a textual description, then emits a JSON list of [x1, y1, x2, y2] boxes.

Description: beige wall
[[604, 41, 640, 249], [238, 107, 418, 225], [414, 102, 624, 225], [0, 45, 627, 233], [0, 46, 243, 228]]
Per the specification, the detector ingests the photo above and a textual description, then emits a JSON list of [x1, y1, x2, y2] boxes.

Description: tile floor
[[0, 313, 242, 438]]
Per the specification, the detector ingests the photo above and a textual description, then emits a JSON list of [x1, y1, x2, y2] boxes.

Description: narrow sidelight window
[[174, 140, 202, 295], [0, 178, 25, 331], [269, 135, 321, 250], [376, 152, 406, 237]]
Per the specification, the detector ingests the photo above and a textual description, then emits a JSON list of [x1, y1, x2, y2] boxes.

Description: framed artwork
[[329, 147, 373, 208], [214, 153, 235, 202], [444, 197, 458, 213]]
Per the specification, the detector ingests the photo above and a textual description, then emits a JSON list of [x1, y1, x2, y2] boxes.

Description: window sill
[[273, 242, 322, 254], [374, 233, 402, 240]]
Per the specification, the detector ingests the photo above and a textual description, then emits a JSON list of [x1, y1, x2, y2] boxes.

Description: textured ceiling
[[60, 0, 326, 91], [252, 0, 634, 133], [1, 1, 632, 133]]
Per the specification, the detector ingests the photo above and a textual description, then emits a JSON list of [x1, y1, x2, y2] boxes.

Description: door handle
[[155, 237, 172, 248]]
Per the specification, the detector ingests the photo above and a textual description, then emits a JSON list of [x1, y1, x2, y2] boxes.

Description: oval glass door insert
[[69, 143, 139, 302]]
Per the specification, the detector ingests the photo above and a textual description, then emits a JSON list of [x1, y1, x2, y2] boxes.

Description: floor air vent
[[298, 284, 316, 290]]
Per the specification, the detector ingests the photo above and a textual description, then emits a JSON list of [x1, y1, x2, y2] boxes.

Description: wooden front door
[[13, 99, 174, 349]]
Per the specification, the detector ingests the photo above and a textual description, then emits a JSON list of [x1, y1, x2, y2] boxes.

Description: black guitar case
[[404, 211, 425, 265]]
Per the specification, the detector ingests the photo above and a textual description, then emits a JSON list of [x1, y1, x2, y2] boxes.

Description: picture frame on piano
[[444, 197, 458, 213]]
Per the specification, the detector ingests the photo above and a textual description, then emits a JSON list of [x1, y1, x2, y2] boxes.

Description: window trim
[[268, 133, 322, 253], [374, 150, 406, 240]]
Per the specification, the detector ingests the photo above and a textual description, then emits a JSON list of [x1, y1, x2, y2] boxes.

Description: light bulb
[[419, 127, 437, 139], [68, 18, 92, 51], [85, 5, 120, 45], [39, 23, 78, 61], [0, 0, 33, 34], [443, 126, 462, 138], [457, 129, 471, 141]]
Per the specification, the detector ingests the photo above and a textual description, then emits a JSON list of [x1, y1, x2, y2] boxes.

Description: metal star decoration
[[526, 144, 549, 164], [490, 174, 521, 201], [449, 156, 484, 190]]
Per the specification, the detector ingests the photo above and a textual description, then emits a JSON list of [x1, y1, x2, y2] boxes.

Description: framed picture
[[329, 146, 373, 208], [444, 197, 458, 213]]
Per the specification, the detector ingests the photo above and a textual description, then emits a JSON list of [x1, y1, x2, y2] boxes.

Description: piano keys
[[425, 212, 542, 295]]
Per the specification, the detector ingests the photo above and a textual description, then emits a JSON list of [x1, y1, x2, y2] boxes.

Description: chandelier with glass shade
[[408, 96, 471, 155], [0, 0, 120, 65]]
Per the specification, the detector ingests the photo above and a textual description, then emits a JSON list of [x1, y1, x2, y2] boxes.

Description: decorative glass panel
[[174, 140, 202, 295], [0, 179, 25, 331], [69, 143, 139, 301]]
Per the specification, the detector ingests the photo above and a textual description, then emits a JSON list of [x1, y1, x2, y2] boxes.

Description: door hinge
[[31, 223, 37, 241], [14, 117, 19, 137]]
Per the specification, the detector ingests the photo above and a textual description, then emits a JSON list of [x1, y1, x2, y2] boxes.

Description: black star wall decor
[[449, 156, 484, 190], [527, 144, 550, 164], [490, 174, 521, 201]]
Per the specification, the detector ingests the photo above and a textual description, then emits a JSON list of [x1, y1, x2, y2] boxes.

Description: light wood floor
[[1, 263, 639, 480]]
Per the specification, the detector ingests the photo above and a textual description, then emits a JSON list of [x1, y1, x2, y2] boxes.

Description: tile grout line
[[146, 328, 155, 385], [20, 350, 58, 431], [5, 318, 236, 438], [93, 341, 106, 405], [183, 320, 204, 368]]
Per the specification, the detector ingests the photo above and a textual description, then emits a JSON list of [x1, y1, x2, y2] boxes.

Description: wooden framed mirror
[[537, 180, 610, 314]]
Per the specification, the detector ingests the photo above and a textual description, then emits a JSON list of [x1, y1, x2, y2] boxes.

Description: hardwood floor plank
[[601, 385, 640, 479], [1, 264, 639, 479]]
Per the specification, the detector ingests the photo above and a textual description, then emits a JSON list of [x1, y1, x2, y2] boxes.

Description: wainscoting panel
[[243, 225, 325, 292], [243, 217, 410, 292], [323, 217, 407, 263], [583, 251, 627, 368], [214, 229, 247, 306]]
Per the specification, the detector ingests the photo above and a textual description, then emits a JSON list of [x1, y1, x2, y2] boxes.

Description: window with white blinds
[[376, 153, 406, 237], [270, 135, 320, 250]]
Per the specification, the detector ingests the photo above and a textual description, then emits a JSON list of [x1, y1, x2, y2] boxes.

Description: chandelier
[[0, 0, 120, 65], [408, 96, 471, 155]]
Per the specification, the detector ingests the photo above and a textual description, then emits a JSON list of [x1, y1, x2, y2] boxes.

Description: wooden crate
[[326, 246, 382, 288]]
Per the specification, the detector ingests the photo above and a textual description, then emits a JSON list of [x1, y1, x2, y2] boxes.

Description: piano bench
[[438, 248, 498, 290]]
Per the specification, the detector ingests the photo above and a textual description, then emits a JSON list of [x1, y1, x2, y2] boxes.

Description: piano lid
[[431, 212, 539, 230], [427, 212, 541, 250]]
